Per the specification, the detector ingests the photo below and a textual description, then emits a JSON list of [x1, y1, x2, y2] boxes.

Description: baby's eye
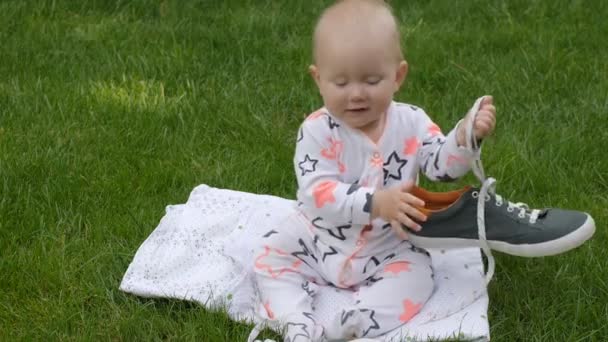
[[366, 77, 382, 85], [334, 80, 347, 87]]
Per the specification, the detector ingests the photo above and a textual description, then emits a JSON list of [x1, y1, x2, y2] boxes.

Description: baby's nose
[[349, 85, 365, 101]]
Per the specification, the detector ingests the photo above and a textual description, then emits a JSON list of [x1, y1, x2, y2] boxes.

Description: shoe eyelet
[[518, 213, 526, 219], [472, 191, 479, 198], [485, 195, 491, 202], [507, 207, 514, 212], [495, 201, 502, 207]]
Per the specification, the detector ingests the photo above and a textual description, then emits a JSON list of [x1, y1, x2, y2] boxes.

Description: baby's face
[[311, 34, 405, 131]]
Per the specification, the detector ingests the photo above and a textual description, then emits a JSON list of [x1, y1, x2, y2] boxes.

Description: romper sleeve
[[294, 115, 374, 225], [416, 104, 481, 182]]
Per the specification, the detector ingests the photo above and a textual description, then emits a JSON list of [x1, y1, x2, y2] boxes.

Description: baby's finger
[[398, 212, 422, 231], [475, 119, 491, 131], [483, 104, 496, 115], [479, 109, 496, 122], [399, 202, 427, 222], [476, 116, 495, 132], [480, 95, 493, 107], [474, 124, 492, 139], [402, 192, 425, 207], [476, 109, 493, 120], [391, 220, 409, 240]]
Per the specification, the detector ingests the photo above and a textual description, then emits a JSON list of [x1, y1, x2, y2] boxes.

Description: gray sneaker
[[406, 183, 596, 258], [406, 97, 596, 283]]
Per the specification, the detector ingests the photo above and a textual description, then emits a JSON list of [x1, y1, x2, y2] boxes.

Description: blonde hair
[[312, 0, 403, 63]]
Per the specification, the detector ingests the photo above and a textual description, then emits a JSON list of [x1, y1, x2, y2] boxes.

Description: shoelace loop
[[472, 191, 542, 224]]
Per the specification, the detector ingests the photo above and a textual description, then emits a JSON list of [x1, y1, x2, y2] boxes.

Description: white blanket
[[120, 185, 490, 341]]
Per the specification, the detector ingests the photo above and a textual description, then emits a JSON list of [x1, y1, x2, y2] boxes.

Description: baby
[[253, 0, 496, 340]]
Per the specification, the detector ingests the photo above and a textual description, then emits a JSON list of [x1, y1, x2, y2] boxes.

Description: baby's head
[[310, 0, 408, 131]]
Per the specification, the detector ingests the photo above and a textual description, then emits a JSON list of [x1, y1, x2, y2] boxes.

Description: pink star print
[[313, 181, 337, 208], [263, 301, 275, 319], [399, 299, 422, 322], [320, 138, 346, 173], [254, 246, 302, 279], [383, 261, 411, 275], [321, 138, 343, 160], [447, 154, 468, 167], [403, 137, 420, 156], [306, 110, 325, 121], [428, 123, 442, 136]]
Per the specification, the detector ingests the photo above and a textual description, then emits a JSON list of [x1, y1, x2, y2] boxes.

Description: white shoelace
[[463, 108, 491, 285], [247, 323, 266, 342], [465, 97, 541, 284], [465, 97, 496, 285]]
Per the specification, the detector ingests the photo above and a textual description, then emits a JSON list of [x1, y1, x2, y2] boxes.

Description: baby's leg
[[325, 243, 434, 340], [253, 215, 325, 341]]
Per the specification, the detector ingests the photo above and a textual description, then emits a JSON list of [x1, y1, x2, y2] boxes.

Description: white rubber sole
[[407, 214, 596, 257]]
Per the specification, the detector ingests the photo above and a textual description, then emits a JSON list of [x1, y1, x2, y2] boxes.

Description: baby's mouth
[[347, 107, 369, 113]]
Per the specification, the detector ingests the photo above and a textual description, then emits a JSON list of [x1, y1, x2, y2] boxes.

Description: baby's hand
[[457, 96, 497, 146], [371, 181, 427, 240]]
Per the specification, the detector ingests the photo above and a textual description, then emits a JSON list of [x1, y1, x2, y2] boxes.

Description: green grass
[[1, 0, 606, 340]]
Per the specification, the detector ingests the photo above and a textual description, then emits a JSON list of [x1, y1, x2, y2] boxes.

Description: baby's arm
[[295, 118, 373, 225], [416, 105, 480, 182], [417, 97, 496, 182]]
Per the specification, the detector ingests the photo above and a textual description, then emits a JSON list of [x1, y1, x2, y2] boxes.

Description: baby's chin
[[340, 112, 383, 130]]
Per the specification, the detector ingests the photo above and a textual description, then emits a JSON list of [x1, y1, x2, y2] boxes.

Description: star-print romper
[[253, 102, 479, 341]]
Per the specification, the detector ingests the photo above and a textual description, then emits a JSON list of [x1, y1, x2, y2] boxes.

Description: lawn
[[1, 0, 606, 340]]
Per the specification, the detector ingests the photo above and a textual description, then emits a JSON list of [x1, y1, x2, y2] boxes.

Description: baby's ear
[[309, 65, 320, 82], [395, 61, 408, 90]]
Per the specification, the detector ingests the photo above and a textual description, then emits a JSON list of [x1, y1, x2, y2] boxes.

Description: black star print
[[383, 151, 408, 184], [423, 137, 444, 146], [298, 154, 318, 176], [383, 252, 396, 261], [284, 322, 310, 342], [312, 235, 338, 261], [311, 217, 352, 241], [321, 245, 338, 261], [292, 238, 318, 267], [363, 193, 373, 213], [423, 156, 431, 172], [302, 281, 315, 297], [365, 274, 384, 284], [346, 182, 361, 195], [360, 309, 380, 337], [363, 253, 397, 274], [262, 230, 278, 238], [297, 127, 304, 142], [409, 243, 430, 256], [325, 115, 340, 129], [409, 105, 419, 111], [363, 256, 380, 274], [302, 311, 316, 324], [340, 309, 380, 337], [433, 148, 442, 170], [382, 223, 391, 230], [341, 309, 357, 325]]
